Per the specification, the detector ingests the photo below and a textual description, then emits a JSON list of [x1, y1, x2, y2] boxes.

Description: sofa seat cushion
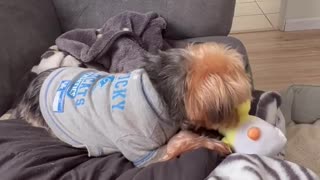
[[285, 122, 320, 176], [281, 85, 320, 125]]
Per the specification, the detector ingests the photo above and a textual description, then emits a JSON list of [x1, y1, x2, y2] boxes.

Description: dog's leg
[[160, 130, 231, 161]]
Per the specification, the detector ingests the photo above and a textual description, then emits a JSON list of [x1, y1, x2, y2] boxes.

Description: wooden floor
[[232, 30, 320, 91]]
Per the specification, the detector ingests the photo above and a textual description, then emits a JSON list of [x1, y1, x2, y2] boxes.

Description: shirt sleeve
[[116, 135, 167, 167]]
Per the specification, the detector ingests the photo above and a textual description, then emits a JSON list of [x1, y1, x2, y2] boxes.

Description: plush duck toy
[[219, 100, 287, 157]]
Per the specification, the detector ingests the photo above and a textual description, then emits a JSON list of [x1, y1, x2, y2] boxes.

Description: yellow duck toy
[[219, 100, 287, 157]]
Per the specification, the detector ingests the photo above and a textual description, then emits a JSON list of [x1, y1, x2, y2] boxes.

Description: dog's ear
[[144, 49, 191, 124]]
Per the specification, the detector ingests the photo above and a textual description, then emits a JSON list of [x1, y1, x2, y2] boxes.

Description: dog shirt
[[39, 67, 179, 167]]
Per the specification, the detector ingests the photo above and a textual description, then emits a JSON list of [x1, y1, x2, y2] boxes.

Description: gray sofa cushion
[[281, 85, 320, 125], [168, 36, 254, 87], [52, 0, 235, 40], [281, 85, 320, 176], [285, 123, 320, 176], [0, 0, 61, 115]]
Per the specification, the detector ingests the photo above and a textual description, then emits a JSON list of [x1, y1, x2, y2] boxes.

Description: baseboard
[[284, 17, 320, 31]]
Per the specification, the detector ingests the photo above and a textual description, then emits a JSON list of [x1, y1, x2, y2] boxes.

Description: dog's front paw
[[162, 131, 231, 161]]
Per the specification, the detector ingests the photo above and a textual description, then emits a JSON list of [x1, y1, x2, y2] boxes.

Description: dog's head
[[184, 43, 252, 130], [145, 43, 252, 131]]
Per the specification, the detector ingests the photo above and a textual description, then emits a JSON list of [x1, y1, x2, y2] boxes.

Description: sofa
[[280, 85, 320, 175], [0, 0, 247, 179], [0, 0, 253, 116], [0, 0, 319, 179]]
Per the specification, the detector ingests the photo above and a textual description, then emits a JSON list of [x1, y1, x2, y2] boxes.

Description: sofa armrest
[[0, 0, 61, 115], [281, 85, 320, 125]]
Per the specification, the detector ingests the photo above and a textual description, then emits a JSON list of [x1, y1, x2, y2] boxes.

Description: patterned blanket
[[207, 154, 319, 180]]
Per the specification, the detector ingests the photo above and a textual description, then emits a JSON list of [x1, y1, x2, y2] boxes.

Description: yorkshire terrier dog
[[12, 43, 252, 166]]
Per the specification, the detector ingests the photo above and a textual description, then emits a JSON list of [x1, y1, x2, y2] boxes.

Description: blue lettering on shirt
[[112, 89, 127, 100], [111, 73, 131, 111], [115, 80, 128, 89], [75, 98, 85, 106], [98, 75, 115, 88], [56, 72, 132, 111], [64, 72, 103, 107], [53, 80, 71, 113], [68, 72, 94, 98], [111, 101, 126, 111], [74, 73, 103, 107]]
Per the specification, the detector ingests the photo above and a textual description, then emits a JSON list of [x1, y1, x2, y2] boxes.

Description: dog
[[12, 43, 252, 167]]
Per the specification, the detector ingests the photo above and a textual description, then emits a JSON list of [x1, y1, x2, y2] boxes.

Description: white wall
[[285, 0, 320, 19], [281, 0, 320, 31]]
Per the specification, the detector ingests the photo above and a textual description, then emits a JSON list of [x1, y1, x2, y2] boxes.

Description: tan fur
[[184, 43, 252, 130], [158, 43, 252, 161]]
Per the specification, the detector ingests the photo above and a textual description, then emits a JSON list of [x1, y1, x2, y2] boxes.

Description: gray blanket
[[55, 11, 169, 73]]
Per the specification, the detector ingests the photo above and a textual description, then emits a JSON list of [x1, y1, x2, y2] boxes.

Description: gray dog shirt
[[39, 67, 179, 167]]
